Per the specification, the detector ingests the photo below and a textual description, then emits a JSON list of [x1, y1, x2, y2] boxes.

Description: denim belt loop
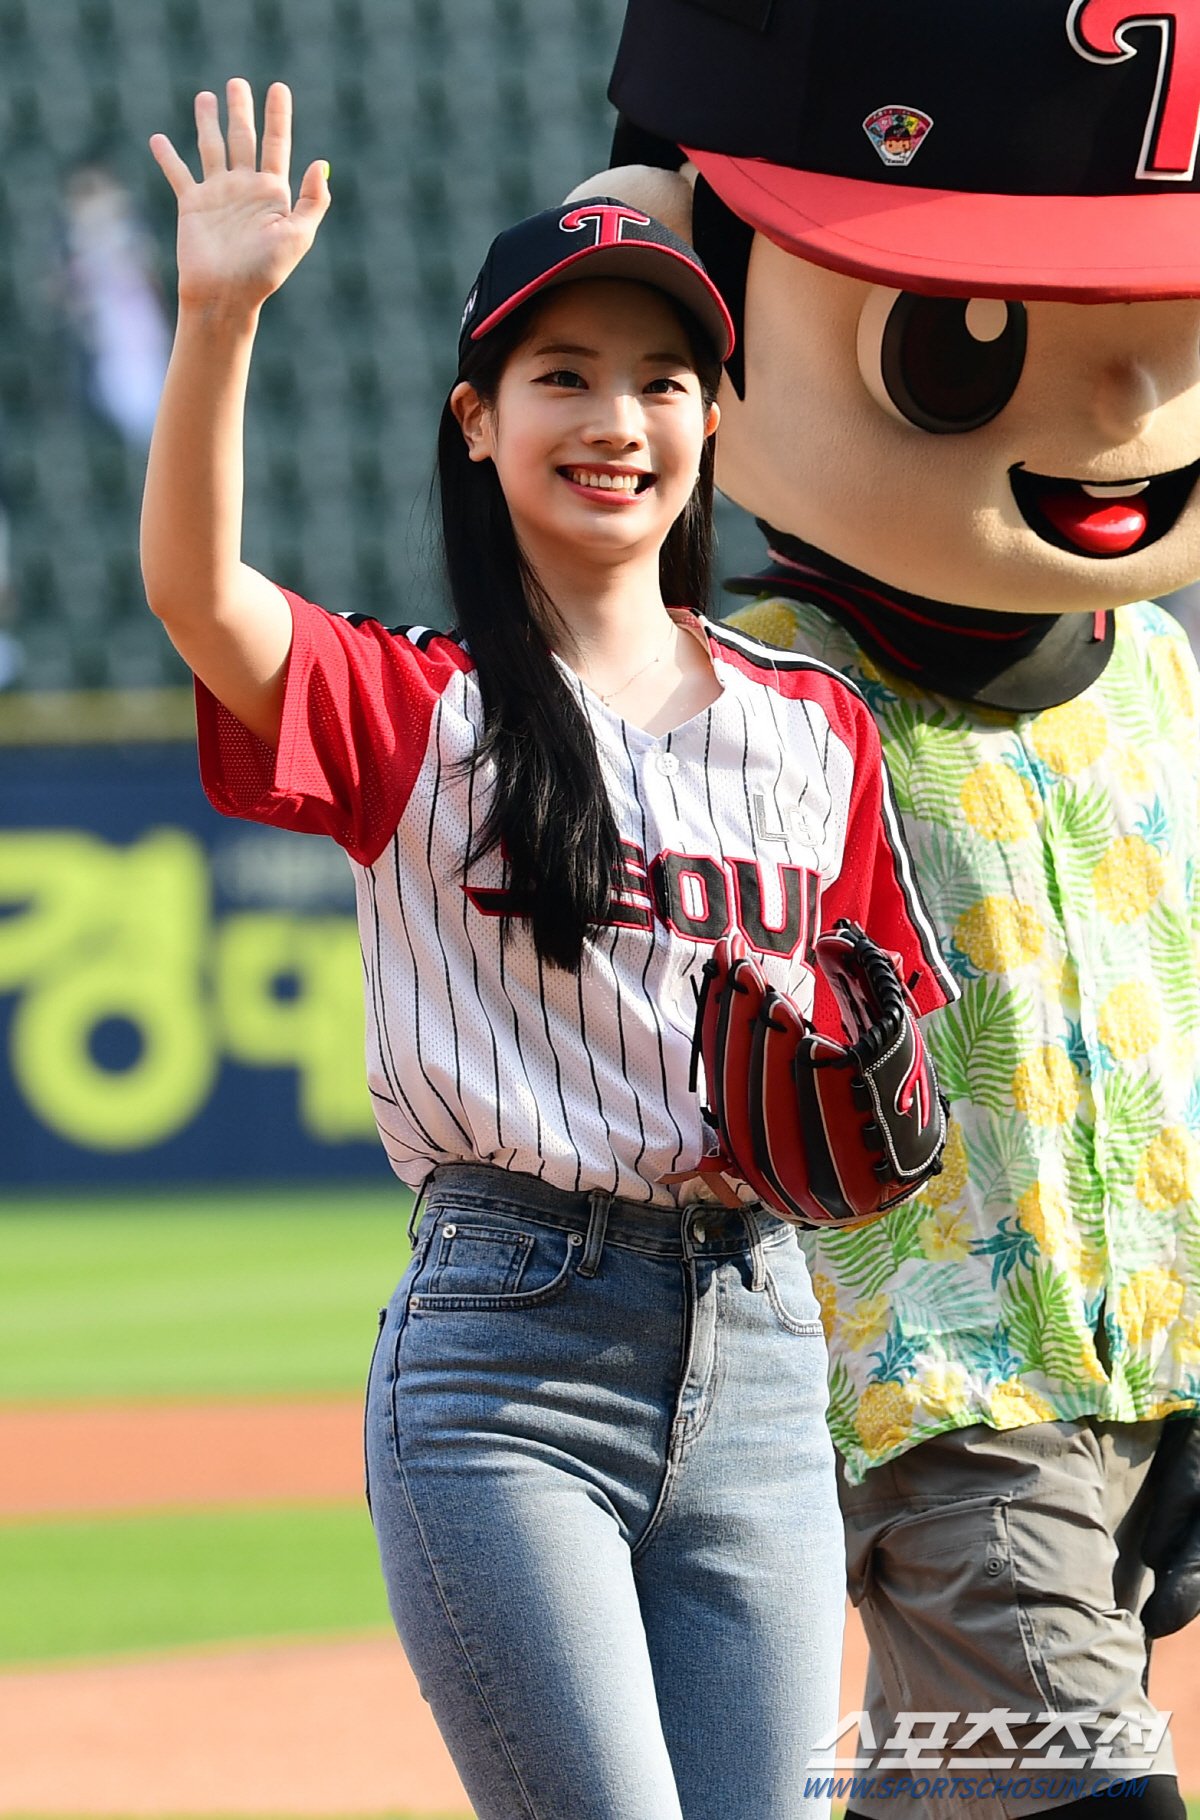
[[577, 1189, 612, 1278], [742, 1206, 767, 1291], [406, 1173, 433, 1249]]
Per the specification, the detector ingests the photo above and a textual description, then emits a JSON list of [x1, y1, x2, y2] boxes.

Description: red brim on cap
[[471, 242, 736, 360], [685, 146, 1200, 302]]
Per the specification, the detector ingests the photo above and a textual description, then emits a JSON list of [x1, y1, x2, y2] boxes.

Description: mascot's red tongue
[[1039, 490, 1148, 555]]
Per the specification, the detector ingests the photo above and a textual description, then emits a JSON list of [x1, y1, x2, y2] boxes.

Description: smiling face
[[452, 278, 718, 586], [715, 234, 1200, 612]]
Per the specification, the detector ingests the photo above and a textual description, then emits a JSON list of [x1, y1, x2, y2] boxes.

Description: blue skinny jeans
[[364, 1163, 845, 1820]]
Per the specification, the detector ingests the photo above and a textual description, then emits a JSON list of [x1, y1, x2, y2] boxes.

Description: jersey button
[[655, 751, 679, 775]]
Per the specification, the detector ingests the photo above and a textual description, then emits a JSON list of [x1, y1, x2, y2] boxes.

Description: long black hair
[[438, 287, 721, 973]]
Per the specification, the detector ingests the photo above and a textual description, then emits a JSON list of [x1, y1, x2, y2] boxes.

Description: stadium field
[[3, 1191, 1196, 1818], [0, 1187, 410, 1401]]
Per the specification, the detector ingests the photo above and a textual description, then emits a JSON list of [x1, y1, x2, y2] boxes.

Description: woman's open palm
[[150, 79, 329, 310]]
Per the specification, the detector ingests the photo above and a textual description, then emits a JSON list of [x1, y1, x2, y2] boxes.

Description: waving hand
[[150, 79, 330, 311]]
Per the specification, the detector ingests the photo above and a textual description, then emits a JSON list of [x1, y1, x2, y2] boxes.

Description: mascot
[[576, 2, 1200, 1814]]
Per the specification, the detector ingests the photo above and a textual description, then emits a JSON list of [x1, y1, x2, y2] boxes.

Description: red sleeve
[[195, 589, 473, 866], [819, 691, 958, 1022]]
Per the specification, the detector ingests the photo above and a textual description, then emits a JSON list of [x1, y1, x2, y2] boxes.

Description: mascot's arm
[[1140, 1414, 1200, 1637]]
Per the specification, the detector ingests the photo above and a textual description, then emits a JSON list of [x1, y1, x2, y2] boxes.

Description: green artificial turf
[[0, 1503, 392, 1663], [0, 1187, 411, 1401]]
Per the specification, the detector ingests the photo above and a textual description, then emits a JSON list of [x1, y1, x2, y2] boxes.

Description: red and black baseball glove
[[685, 920, 948, 1230]]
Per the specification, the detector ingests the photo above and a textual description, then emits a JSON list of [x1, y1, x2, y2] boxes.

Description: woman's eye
[[645, 377, 686, 394], [856, 288, 1027, 434], [537, 368, 586, 388]]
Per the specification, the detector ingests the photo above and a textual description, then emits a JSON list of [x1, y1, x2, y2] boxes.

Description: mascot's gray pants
[[837, 1418, 1181, 1820]]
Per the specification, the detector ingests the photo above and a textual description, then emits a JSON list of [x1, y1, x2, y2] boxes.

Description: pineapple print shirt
[[729, 595, 1200, 1485]]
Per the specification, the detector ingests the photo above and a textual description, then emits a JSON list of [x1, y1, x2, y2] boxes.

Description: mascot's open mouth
[[1009, 458, 1200, 558]]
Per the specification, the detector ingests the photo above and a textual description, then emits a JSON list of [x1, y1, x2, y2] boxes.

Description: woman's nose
[[584, 392, 644, 447]]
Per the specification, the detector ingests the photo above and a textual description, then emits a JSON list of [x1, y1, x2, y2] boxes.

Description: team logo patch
[[863, 105, 934, 167], [460, 284, 478, 330]]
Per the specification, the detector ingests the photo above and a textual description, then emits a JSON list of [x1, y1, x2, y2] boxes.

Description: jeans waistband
[[411, 1163, 797, 1278]]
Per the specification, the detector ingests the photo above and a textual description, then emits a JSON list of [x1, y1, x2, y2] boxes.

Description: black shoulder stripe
[[335, 613, 460, 655], [705, 617, 871, 705]]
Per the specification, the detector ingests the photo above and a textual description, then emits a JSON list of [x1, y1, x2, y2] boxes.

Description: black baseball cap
[[457, 197, 736, 365], [610, 0, 1200, 301]]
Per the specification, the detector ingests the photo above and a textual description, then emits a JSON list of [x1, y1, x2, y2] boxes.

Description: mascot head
[[579, 0, 1200, 635]]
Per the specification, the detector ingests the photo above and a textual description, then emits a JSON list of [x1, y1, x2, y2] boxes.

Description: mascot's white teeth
[[1009, 458, 1200, 559], [1081, 480, 1151, 499]]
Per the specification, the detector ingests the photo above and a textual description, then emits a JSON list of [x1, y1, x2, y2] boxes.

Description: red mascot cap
[[610, 0, 1200, 300]]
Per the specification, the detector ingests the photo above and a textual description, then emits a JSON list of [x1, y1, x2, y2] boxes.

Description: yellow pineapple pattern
[[1011, 1046, 1080, 1127], [855, 1380, 919, 1458], [1030, 699, 1107, 774], [812, 1271, 838, 1342], [961, 763, 1041, 841], [1092, 835, 1165, 923], [1097, 981, 1161, 1060], [1136, 1127, 1200, 1211], [919, 1120, 967, 1208], [1117, 1268, 1186, 1347], [955, 897, 1044, 972], [1016, 1182, 1078, 1266], [725, 594, 1200, 1484]]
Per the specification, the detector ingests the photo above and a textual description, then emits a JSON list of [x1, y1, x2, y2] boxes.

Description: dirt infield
[[2, 1400, 1196, 1814], [0, 1401, 366, 1516]]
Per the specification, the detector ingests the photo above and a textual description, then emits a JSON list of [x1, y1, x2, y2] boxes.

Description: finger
[[148, 133, 196, 199], [260, 80, 292, 181], [293, 158, 331, 235], [194, 89, 227, 179], [225, 76, 257, 170]]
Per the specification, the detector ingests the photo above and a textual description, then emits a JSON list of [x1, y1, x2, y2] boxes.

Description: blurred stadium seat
[[6, 0, 755, 694]]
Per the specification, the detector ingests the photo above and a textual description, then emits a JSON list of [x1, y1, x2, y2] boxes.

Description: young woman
[[141, 80, 953, 1820]]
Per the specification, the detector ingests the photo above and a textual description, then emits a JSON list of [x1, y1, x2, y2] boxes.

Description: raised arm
[[140, 79, 330, 745]]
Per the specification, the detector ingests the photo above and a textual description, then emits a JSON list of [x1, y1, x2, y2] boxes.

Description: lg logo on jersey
[[466, 841, 822, 960]]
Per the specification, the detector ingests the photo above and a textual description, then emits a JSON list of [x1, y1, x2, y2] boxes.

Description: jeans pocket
[[761, 1247, 824, 1335], [409, 1216, 581, 1312]]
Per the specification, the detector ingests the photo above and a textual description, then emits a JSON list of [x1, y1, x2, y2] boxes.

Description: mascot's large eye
[[856, 288, 1028, 434]]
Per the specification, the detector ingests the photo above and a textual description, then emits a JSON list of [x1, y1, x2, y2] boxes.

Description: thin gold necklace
[[586, 617, 677, 705]]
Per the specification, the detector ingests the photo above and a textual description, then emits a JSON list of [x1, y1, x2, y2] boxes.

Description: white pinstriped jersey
[[197, 592, 955, 1203]]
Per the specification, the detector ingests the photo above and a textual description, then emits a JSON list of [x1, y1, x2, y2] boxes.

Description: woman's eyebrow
[[529, 342, 692, 365]]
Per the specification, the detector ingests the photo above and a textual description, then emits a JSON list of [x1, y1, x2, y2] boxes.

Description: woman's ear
[[450, 380, 494, 462], [704, 399, 720, 438]]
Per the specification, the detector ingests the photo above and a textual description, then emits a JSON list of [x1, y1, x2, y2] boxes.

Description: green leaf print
[[891, 1263, 995, 1336], [1062, 1119, 1104, 1242], [1178, 1208, 1200, 1283], [927, 978, 1035, 1113], [1148, 900, 1200, 1035], [964, 1112, 1040, 1210], [1102, 634, 1174, 749], [904, 822, 1010, 926], [972, 1214, 1041, 1289], [1040, 786, 1114, 907], [1100, 1070, 1165, 1196], [1002, 1264, 1086, 1384], [812, 1200, 929, 1302], [880, 701, 976, 828], [1122, 1351, 1155, 1415], [868, 1325, 923, 1383], [1136, 797, 1173, 854], [825, 1359, 860, 1459]]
